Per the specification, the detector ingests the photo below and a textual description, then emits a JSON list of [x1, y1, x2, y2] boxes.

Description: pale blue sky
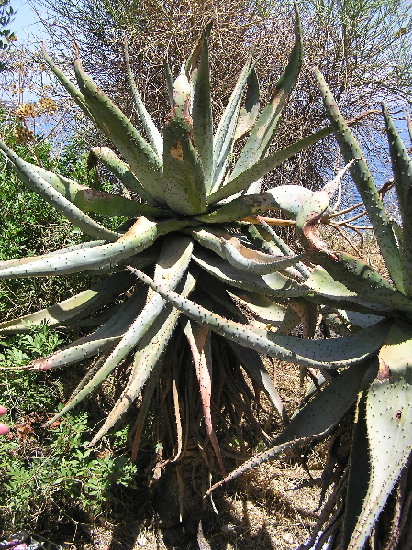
[[10, 0, 45, 41]]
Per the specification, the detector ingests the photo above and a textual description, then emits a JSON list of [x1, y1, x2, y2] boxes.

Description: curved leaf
[[227, 289, 287, 327], [0, 217, 188, 279], [193, 247, 298, 297], [29, 159, 164, 218], [88, 147, 157, 203], [209, 126, 333, 204], [191, 25, 214, 191], [74, 58, 166, 205], [228, 10, 302, 182], [221, 237, 304, 275], [45, 235, 193, 425], [42, 45, 96, 123], [89, 305, 178, 445], [314, 68, 403, 292], [307, 250, 412, 316], [383, 105, 412, 296], [183, 319, 226, 475], [26, 289, 148, 371], [89, 269, 197, 445], [124, 37, 163, 158], [0, 141, 120, 242], [211, 58, 254, 193], [0, 271, 135, 334], [349, 322, 412, 549], [199, 186, 313, 223], [233, 68, 260, 142], [128, 266, 391, 369]]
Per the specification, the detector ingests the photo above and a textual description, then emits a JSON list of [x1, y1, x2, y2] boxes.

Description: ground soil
[[51, 361, 327, 550]]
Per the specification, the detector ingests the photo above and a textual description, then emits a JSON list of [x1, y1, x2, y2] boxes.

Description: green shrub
[[0, 119, 136, 535], [0, 324, 137, 534]]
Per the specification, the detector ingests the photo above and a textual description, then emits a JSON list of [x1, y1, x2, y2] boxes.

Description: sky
[[10, 0, 45, 41]]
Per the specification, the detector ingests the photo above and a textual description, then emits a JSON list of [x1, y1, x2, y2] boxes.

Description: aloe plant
[[202, 75, 412, 548], [2, 10, 410, 548], [0, 10, 324, 536]]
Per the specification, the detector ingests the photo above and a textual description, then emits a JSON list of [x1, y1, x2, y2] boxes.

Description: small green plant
[[0, 325, 137, 534], [0, 409, 137, 529], [0, 324, 66, 414]]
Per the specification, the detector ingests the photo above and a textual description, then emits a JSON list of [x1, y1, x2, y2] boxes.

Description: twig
[[328, 200, 364, 219], [333, 210, 368, 226], [241, 216, 295, 226], [345, 224, 374, 231], [328, 179, 394, 220]]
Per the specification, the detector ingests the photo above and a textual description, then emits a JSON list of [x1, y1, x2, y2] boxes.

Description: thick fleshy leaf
[[340, 391, 370, 550], [191, 227, 303, 275], [295, 189, 330, 245], [184, 22, 211, 81], [162, 118, 207, 215], [279, 299, 318, 337], [89, 307, 176, 445], [124, 37, 163, 158], [163, 59, 174, 105], [221, 237, 304, 275], [191, 25, 214, 192], [130, 359, 163, 461], [349, 322, 412, 549], [211, 58, 254, 194], [382, 105, 412, 297], [226, 10, 302, 181], [382, 105, 412, 225], [0, 217, 188, 279], [314, 68, 403, 292], [89, 269, 198, 446], [0, 271, 135, 334], [209, 126, 333, 204], [0, 141, 120, 242], [199, 186, 313, 223], [267, 186, 314, 218], [190, 225, 230, 253], [88, 147, 166, 208], [183, 320, 226, 475], [233, 68, 260, 141], [45, 235, 193, 425], [193, 247, 298, 297], [26, 289, 148, 371], [251, 220, 311, 279], [297, 189, 412, 315], [0, 239, 102, 270], [342, 310, 384, 330], [304, 266, 395, 315], [128, 266, 391, 369], [74, 58, 166, 205], [307, 250, 412, 316], [27, 158, 163, 218], [42, 45, 96, 123], [227, 289, 287, 327]]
